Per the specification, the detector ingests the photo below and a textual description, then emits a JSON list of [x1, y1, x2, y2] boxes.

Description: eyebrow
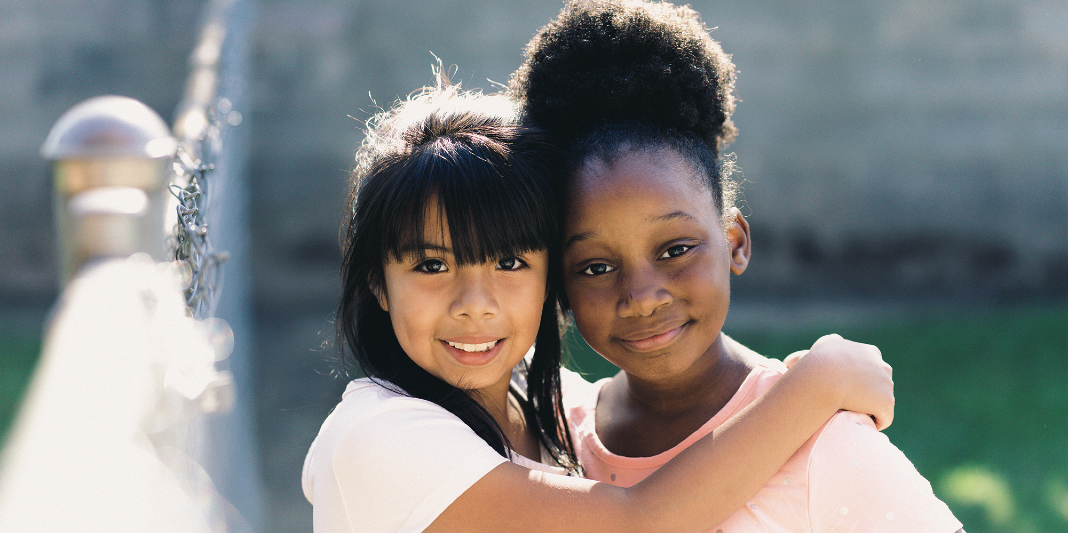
[[563, 211, 695, 251], [650, 211, 695, 224], [563, 232, 593, 252]]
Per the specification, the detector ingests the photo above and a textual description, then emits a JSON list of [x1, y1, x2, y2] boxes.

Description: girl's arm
[[428, 334, 893, 532]]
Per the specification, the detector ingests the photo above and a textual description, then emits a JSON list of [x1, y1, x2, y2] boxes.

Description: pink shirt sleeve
[[807, 411, 963, 532]]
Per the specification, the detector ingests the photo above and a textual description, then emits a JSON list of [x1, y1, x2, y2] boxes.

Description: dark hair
[[337, 77, 579, 472], [509, 0, 739, 213]]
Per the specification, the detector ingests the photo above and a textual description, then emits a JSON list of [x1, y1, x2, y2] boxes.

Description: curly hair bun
[[509, 0, 737, 156]]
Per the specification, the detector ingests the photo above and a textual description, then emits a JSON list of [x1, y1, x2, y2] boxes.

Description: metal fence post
[[40, 95, 177, 284]]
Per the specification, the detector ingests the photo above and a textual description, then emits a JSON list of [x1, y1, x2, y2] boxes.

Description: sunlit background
[[1, 1, 1065, 532]]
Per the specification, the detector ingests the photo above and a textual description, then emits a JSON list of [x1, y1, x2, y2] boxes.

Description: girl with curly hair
[[510, 1, 964, 531], [302, 66, 895, 532]]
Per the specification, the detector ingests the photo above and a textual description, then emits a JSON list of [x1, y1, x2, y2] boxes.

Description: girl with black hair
[[510, 1, 963, 531], [302, 72, 895, 532]]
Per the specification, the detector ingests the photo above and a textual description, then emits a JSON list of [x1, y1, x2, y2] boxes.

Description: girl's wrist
[[783, 348, 847, 412]]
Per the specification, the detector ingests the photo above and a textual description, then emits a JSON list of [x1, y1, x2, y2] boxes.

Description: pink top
[[565, 359, 963, 532]]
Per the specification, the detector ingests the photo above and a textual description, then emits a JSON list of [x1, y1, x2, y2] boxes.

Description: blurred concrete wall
[[2, 1, 1066, 531], [244, 0, 1068, 307], [713, 1, 1068, 301], [4, 0, 1063, 308]]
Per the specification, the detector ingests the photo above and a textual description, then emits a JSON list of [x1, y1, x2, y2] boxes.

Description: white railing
[[0, 0, 259, 531]]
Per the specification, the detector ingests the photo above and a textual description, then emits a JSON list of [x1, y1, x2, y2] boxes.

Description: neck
[[472, 378, 541, 460], [595, 333, 760, 457], [472, 377, 514, 430]]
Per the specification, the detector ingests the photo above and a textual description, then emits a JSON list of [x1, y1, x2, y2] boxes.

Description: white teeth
[[446, 340, 498, 352]]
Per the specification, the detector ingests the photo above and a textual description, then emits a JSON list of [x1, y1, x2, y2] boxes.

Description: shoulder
[[559, 366, 607, 430], [560, 366, 602, 406], [805, 412, 962, 531], [316, 378, 504, 469], [735, 356, 789, 400], [303, 379, 508, 532], [806, 412, 907, 482]]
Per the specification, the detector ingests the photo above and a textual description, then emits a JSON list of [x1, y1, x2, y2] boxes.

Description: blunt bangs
[[364, 130, 556, 268]]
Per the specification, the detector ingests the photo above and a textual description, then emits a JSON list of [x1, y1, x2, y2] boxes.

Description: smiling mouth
[[445, 340, 500, 353], [619, 322, 688, 351]]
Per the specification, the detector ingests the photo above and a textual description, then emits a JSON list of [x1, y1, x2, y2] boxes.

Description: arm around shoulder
[[428, 336, 895, 532]]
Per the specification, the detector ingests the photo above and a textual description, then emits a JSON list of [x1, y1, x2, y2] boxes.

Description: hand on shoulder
[[784, 334, 894, 430]]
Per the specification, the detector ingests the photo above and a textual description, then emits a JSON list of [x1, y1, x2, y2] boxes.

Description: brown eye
[[579, 263, 615, 276], [660, 244, 693, 259], [416, 259, 448, 273], [497, 257, 527, 271]]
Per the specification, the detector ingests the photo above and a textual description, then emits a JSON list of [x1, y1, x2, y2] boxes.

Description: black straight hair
[[337, 81, 580, 473]]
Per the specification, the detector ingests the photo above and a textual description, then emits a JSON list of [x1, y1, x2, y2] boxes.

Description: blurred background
[[1, 0, 1065, 532]]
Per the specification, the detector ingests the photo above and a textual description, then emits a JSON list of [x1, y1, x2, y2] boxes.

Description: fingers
[[871, 362, 894, 430], [871, 395, 895, 430], [809, 333, 843, 352], [806, 333, 895, 431]]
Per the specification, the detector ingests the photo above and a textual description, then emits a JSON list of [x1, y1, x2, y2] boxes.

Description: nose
[[451, 268, 499, 320], [617, 262, 672, 318]]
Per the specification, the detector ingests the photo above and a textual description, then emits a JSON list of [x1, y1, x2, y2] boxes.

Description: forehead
[[568, 148, 715, 220]]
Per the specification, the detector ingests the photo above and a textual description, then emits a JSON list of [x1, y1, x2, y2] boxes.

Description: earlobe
[[727, 207, 752, 275], [372, 284, 389, 312]]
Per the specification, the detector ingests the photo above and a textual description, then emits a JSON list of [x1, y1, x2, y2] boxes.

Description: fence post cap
[[42, 95, 178, 160]]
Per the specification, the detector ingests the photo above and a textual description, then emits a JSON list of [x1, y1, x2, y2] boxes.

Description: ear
[[726, 207, 751, 275], [372, 283, 389, 312]]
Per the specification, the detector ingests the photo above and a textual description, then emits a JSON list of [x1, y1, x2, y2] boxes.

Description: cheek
[[677, 264, 732, 320], [387, 305, 416, 347], [515, 290, 542, 326], [384, 285, 431, 341], [502, 274, 547, 323]]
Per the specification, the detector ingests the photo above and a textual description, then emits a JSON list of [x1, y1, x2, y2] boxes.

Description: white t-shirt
[[302, 372, 569, 533]]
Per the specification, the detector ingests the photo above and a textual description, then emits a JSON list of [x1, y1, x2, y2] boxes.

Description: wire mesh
[[169, 107, 230, 320]]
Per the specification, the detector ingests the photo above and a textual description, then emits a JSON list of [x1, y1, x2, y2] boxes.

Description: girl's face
[[561, 148, 751, 383], [377, 202, 549, 399]]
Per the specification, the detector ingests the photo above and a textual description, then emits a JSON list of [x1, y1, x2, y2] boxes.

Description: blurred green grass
[[1, 330, 42, 447], [564, 305, 1068, 533]]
